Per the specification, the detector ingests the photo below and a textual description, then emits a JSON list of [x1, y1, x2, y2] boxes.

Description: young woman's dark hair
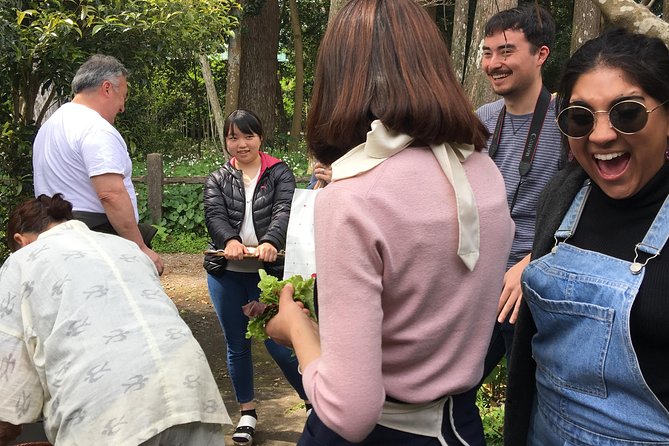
[[306, 0, 489, 165], [484, 3, 555, 53], [7, 193, 73, 252], [557, 28, 669, 116], [223, 109, 264, 139]]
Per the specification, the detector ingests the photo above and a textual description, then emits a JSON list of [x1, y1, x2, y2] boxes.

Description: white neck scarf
[[331, 120, 480, 271]]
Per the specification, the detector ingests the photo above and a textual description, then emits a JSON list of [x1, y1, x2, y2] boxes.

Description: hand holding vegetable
[[265, 284, 317, 348], [242, 269, 316, 341]]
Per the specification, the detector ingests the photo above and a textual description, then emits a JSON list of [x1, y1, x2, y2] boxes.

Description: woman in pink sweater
[[266, 0, 514, 444]]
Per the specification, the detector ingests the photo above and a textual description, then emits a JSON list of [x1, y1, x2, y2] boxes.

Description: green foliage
[[478, 361, 507, 445], [246, 269, 316, 340], [0, 121, 35, 262], [152, 231, 209, 253], [266, 137, 310, 178], [134, 146, 221, 237], [541, 1, 574, 92], [479, 397, 505, 446], [117, 55, 228, 158]]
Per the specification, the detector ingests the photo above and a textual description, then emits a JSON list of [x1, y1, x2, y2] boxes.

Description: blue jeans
[[207, 271, 307, 404]]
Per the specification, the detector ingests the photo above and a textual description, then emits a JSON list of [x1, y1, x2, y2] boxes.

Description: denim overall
[[522, 180, 669, 445]]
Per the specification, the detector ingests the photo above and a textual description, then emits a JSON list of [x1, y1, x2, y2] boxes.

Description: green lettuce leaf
[[245, 269, 316, 340]]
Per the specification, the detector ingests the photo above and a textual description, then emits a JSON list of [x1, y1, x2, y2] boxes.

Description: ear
[[536, 45, 550, 66], [101, 80, 113, 96], [13, 232, 36, 249]]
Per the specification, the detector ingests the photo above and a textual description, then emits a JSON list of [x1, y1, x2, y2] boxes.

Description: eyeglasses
[[556, 99, 668, 139]]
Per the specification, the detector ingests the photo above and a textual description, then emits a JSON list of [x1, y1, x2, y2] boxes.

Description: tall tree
[[200, 55, 229, 161], [571, 0, 601, 54], [238, 0, 281, 146], [288, 0, 305, 151], [463, 0, 517, 108], [451, 0, 470, 83], [224, 32, 242, 120]]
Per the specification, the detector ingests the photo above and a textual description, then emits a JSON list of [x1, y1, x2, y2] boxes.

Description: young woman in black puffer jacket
[[203, 109, 308, 446]]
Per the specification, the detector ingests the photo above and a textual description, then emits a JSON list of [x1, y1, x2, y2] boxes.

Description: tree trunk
[[199, 54, 229, 161], [591, 0, 669, 44], [224, 31, 242, 121], [238, 0, 281, 147], [329, 0, 348, 23], [571, 0, 601, 54], [463, 0, 517, 108], [288, 0, 304, 151], [451, 0, 469, 83]]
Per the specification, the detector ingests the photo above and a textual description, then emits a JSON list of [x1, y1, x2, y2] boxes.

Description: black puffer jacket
[[203, 152, 296, 277]]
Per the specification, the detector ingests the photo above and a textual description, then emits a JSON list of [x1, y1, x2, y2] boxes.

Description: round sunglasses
[[556, 99, 668, 139]]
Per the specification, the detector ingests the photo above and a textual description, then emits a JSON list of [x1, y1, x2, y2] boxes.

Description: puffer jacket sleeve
[[258, 163, 296, 249], [204, 167, 241, 249]]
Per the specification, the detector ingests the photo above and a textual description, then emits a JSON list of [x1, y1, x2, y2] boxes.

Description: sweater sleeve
[[303, 185, 385, 442]]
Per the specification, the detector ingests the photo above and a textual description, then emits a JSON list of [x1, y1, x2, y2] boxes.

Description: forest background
[[2, 0, 668, 259], [1, 0, 668, 442]]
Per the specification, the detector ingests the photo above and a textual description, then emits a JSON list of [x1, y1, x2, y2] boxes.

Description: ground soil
[[160, 253, 306, 446]]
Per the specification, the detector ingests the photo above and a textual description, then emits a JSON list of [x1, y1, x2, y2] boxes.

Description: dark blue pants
[[482, 319, 514, 381], [297, 388, 485, 446]]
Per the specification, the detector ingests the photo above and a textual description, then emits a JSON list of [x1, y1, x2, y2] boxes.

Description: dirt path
[[160, 253, 306, 446]]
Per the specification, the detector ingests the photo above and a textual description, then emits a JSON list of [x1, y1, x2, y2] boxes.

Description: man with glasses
[[475, 4, 563, 383], [33, 54, 163, 275]]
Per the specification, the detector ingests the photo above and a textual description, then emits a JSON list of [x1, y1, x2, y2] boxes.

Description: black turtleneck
[[569, 162, 669, 410]]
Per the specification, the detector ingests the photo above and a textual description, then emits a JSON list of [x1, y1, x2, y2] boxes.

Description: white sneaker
[[232, 414, 257, 446]]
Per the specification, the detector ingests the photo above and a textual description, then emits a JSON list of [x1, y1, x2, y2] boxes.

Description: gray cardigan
[[504, 162, 588, 446]]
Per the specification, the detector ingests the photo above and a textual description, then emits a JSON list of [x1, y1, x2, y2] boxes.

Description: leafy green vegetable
[[245, 269, 316, 340]]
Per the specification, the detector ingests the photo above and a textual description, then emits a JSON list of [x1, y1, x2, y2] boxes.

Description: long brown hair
[[307, 0, 489, 165]]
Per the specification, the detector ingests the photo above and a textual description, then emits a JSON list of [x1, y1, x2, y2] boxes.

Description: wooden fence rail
[[133, 153, 311, 224]]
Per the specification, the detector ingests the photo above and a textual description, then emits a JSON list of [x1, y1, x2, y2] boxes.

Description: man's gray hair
[[71, 54, 128, 94]]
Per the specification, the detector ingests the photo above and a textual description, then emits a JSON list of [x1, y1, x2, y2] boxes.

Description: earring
[[665, 147, 669, 161]]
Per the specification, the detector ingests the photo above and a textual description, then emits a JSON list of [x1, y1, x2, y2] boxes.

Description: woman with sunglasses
[[505, 28, 669, 445]]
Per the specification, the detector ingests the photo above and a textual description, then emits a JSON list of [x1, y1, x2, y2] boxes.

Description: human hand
[[266, 284, 315, 348], [224, 239, 246, 260], [142, 246, 164, 276], [256, 242, 278, 262], [313, 162, 332, 188], [497, 254, 530, 324], [0, 421, 21, 446]]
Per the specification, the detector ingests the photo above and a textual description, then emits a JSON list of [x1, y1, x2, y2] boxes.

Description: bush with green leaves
[[478, 361, 507, 445], [0, 122, 36, 262]]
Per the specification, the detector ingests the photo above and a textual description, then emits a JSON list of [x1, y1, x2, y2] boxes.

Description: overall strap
[[554, 180, 591, 242], [630, 192, 669, 274]]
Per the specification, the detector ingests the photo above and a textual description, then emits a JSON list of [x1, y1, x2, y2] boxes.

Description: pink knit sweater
[[303, 147, 514, 441]]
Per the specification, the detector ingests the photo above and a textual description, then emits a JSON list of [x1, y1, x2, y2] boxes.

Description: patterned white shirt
[[0, 221, 230, 445]]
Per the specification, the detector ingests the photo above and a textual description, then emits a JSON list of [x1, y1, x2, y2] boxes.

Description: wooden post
[[146, 153, 163, 224]]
